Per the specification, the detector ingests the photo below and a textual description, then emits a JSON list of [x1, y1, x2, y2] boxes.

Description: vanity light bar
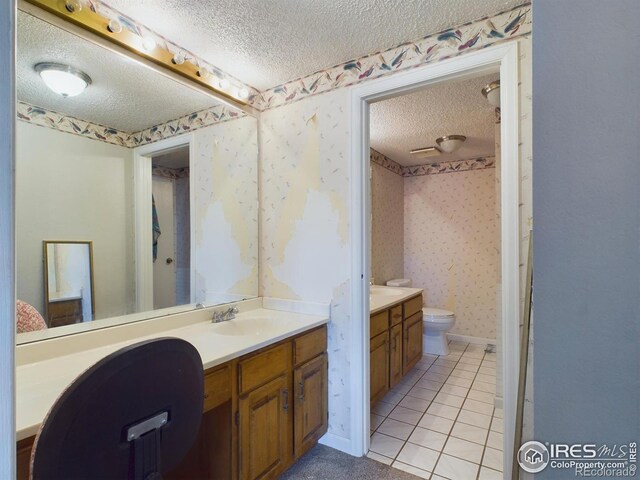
[[23, 0, 250, 108]]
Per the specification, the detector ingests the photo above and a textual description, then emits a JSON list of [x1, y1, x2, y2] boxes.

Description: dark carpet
[[280, 445, 421, 479]]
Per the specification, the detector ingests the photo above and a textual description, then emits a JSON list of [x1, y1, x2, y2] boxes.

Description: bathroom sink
[[211, 316, 280, 336], [370, 286, 404, 296]]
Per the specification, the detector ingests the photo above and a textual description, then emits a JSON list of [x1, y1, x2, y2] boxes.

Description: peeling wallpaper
[[192, 116, 259, 304], [371, 153, 404, 285], [260, 37, 532, 444], [260, 89, 352, 437], [404, 169, 498, 339]]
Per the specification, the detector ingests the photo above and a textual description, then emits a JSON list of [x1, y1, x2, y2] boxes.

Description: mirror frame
[[43, 240, 95, 324]]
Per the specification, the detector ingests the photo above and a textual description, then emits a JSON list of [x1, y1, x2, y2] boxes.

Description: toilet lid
[[422, 307, 454, 318]]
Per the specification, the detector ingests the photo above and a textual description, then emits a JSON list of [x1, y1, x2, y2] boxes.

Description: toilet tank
[[386, 278, 411, 287]]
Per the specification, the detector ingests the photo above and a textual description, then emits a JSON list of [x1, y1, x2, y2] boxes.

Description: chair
[[30, 337, 204, 480]]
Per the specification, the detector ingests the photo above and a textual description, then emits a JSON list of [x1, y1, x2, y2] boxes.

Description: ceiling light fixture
[[237, 88, 250, 100], [219, 78, 230, 89], [141, 36, 157, 52], [481, 80, 501, 108], [64, 0, 82, 13], [107, 19, 123, 34], [34, 63, 92, 98], [435, 135, 467, 153]]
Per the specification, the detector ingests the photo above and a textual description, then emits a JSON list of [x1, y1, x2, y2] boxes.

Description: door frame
[[133, 133, 195, 312], [348, 42, 521, 474]]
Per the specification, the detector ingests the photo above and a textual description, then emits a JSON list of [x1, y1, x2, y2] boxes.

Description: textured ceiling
[[104, 0, 524, 90], [17, 11, 222, 133], [370, 73, 498, 167]]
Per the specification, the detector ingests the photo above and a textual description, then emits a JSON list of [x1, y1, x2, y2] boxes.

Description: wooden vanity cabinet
[[19, 325, 329, 480], [369, 294, 423, 404]]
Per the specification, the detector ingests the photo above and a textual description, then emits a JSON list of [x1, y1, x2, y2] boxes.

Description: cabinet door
[[403, 311, 423, 374], [239, 375, 292, 480], [370, 331, 390, 405], [294, 353, 328, 458], [389, 323, 403, 388]]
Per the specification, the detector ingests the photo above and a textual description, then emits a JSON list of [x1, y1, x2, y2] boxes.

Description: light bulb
[[237, 88, 250, 100], [219, 78, 230, 89], [172, 52, 185, 65], [142, 36, 156, 52], [107, 19, 122, 34], [198, 67, 211, 79]]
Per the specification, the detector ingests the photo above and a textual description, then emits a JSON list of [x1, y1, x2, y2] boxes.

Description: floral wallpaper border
[[259, 3, 531, 110], [17, 101, 244, 148], [87, 0, 261, 108], [371, 147, 495, 178], [370, 148, 402, 175], [402, 156, 495, 177]]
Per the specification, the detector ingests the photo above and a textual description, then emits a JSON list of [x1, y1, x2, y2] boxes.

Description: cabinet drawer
[[403, 295, 423, 318], [370, 310, 389, 338], [239, 343, 290, 394], [390, 305, 403, 326], [203, 364, 232, 412], [294, 326, 327, 367]]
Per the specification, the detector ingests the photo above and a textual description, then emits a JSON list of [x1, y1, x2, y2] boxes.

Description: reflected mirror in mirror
[[43, 241, 94, 329], [16, 8, 259, 343]]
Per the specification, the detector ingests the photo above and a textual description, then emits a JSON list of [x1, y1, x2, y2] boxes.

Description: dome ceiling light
[[410, 134, 467, 159], [35, 62, 92, 98], [481, 80, 501, 108]]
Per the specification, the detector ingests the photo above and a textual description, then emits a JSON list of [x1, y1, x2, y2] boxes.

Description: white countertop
[[16, 307, 328, 441], [369, 286, 423, 315]]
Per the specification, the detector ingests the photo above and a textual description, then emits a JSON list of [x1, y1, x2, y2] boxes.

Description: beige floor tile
[[455, 362, 480, 373], [417, 413, 454, 435], [370, 413, 385, 430], [407, 426, 448, 451], [429, 365, 454, 376], [427, 402, 460, 420], [396, 443, 440, 473], [444, 435, 484, 464], [491, 416, 504, 433], [446, 376, 473, 388], [449, 369, 476, 380], [456, 409, 492, 429], [451, 422, 489, 445], [378, 417, 415, 440], [391, 461, 430, 479], [471, 380, 496, 394], [467, 389, 495, 404], [381, 390, 405, 406], [422, 372, 449, 383], [476, 373, 496, 385], [369, 432, 404, 458], [482, 447, 503, 471], [372, 401, 395, 416], [434, 454, 479, 480], [366, 451, 393, 465], [486, 430, 503, 450], [478, 466, 503, 479], [398, 395, 430, 412], [439, 383, 469, 398], [478, 366, 496, 376], [408, 386, 437, 401], [434, 392, 465, 408], [493, 407, 504, 419], [458, 356, 482, 366], [463, 398, 494, 416], [415, 379, 444, 391], [389, 405, 424, 425]]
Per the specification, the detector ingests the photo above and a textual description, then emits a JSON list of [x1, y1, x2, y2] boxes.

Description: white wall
[[404, 169, 498, 339], [16, 122, 135, 322], [371, 159, 404, 285]]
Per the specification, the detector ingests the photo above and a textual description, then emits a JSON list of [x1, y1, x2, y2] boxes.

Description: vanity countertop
[[16, 307, 328, 441], [370, 286, 423, 315]]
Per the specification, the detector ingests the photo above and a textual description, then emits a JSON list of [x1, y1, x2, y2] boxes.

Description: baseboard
[[319, 432, 354, 455], [494, 396, 504, 409], [447, 333, 496, 345]]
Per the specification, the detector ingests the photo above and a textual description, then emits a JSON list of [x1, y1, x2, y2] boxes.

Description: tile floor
[[367, 341, 503, 480]]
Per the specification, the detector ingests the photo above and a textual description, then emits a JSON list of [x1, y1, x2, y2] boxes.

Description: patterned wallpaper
[[259, 4, 531, 110], [404, 168, 499, 339], [371, 151, 404, 285], [17, 101, 244, 148]]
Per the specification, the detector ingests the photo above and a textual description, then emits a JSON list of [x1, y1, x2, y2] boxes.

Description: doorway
[[348, 43, 521, 474], [133, 133, 195, 313], [151, 145, 191, 310]]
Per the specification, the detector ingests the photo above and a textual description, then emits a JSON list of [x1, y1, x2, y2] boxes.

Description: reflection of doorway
[[151, 146, 190, 310]]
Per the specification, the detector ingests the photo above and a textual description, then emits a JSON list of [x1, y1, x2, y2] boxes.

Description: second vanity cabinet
[[370, 294, 423, 405]]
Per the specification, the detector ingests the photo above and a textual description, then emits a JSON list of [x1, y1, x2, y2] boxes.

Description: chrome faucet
[[212, 306, 239, 323]]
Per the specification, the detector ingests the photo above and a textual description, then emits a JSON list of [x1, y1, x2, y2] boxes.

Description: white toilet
[[386, 279, 456, 356]]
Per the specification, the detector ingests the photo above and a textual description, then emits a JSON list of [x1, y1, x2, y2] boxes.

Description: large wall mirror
[[16, 6, 259, 343]]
